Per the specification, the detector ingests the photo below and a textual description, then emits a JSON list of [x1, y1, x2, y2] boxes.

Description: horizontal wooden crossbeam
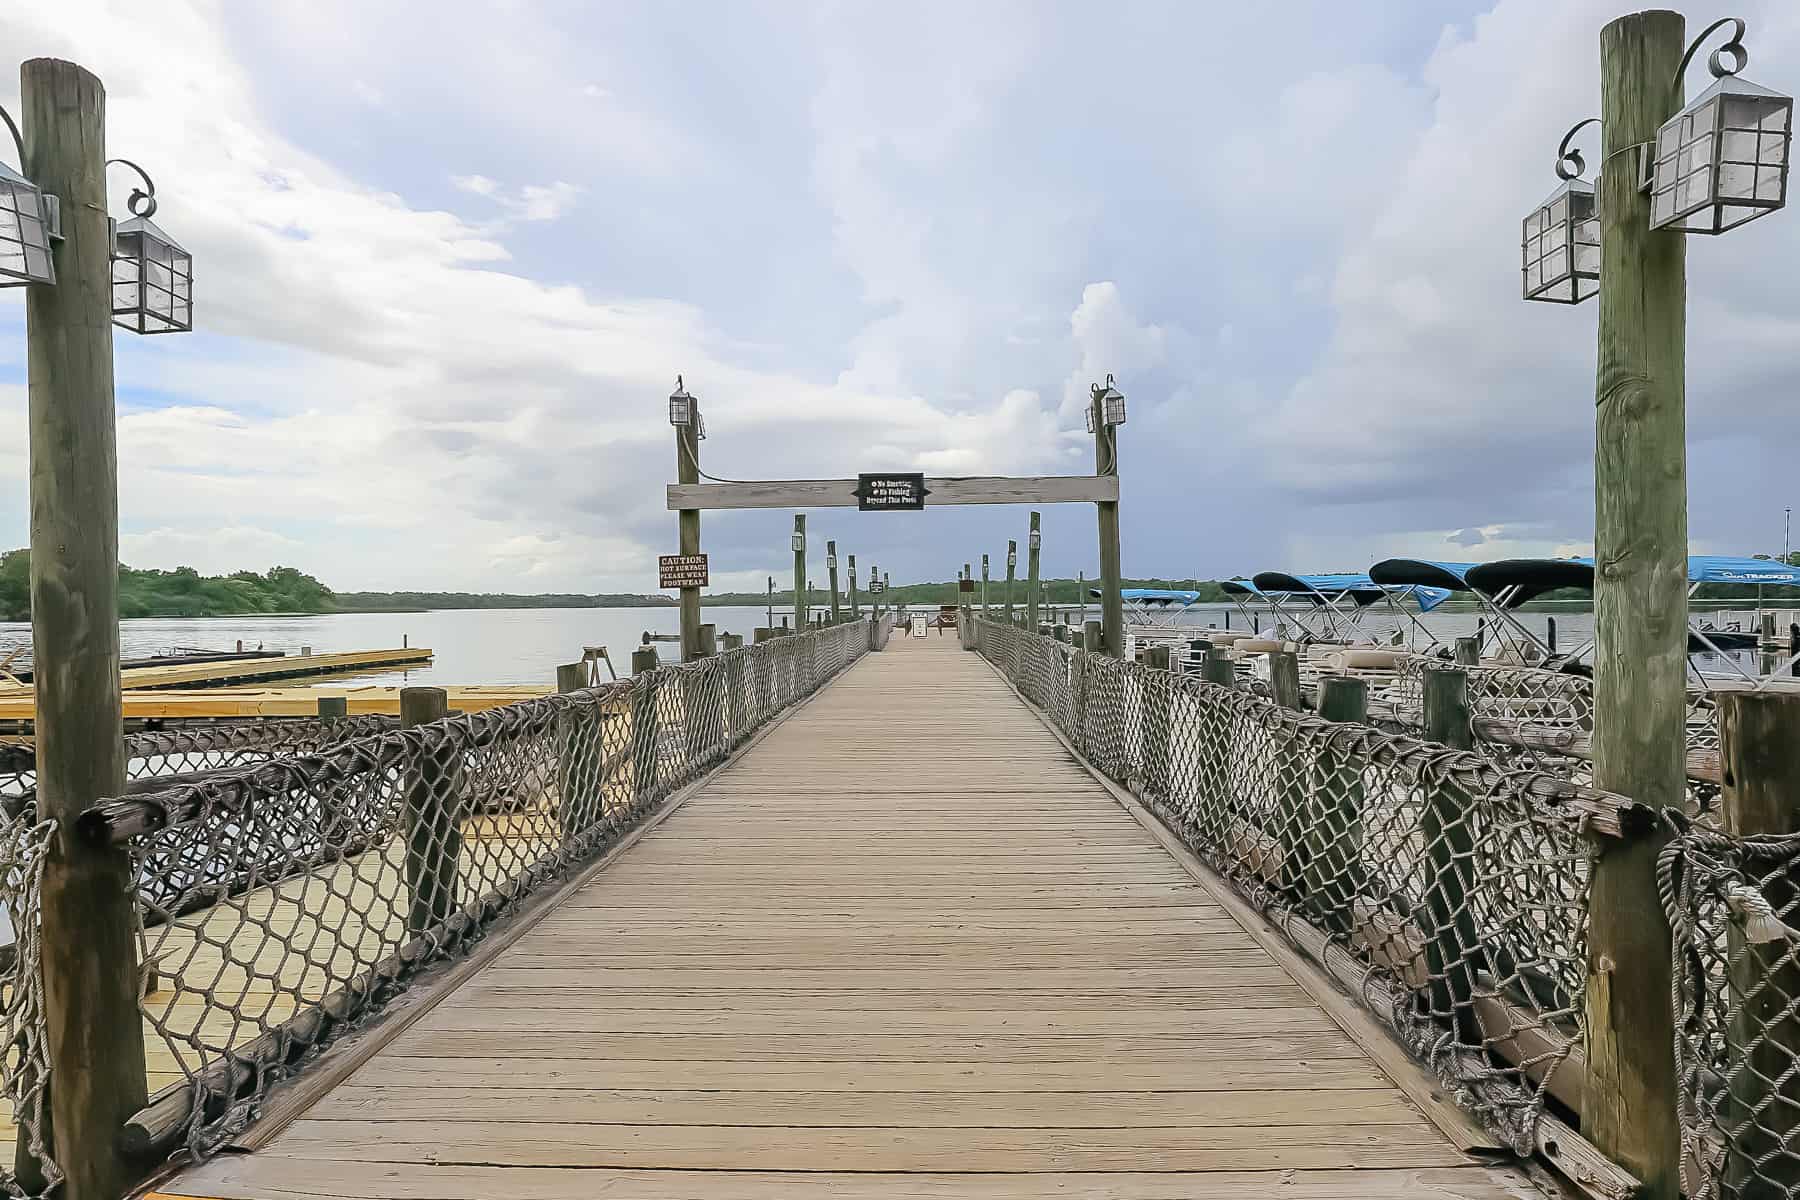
[[666, 475, 1118, 511]]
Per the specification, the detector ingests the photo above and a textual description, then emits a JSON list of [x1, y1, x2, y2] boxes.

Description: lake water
[[0, 600, 1785, 688], [0, 605, 782, 687]]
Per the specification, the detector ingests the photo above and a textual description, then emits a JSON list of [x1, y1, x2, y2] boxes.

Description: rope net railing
[[0, 713, 396, 1195], [976, 618, 1646, 1154], [0, 618, 874, 1189], [1663, 825, 1800, 1200]]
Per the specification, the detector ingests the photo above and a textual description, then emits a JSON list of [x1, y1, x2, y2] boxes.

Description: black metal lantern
[[1650, 19, 1791, 235], [108, 161, 191, 334], [0, 107, 54, 287], [1523, 122, 1601, 304], [669, 376, 695, 427], [1092, 374, 1127, 427]]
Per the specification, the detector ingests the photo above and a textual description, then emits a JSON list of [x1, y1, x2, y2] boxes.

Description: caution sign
[[658, 553, 709, 589], [854, 472, 929, 512], [867, 579, 887, 594]]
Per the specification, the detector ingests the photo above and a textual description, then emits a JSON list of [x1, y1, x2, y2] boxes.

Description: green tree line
[[0, 550, 335, 620]]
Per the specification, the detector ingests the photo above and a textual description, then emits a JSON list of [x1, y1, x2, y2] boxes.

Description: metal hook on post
[[1556, 117, 1601, 181]]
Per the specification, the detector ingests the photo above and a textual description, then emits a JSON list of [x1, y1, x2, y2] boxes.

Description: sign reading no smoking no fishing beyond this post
[[854, 472, 929, 512], [658, 553, 709, 590]]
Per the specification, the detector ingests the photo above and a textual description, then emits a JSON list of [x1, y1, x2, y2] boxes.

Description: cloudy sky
[[2, 0, 1798, 594]]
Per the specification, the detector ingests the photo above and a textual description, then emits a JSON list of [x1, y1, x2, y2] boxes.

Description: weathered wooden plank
[[259, 1118, 1473, 1171], [154, 1164, 1548, 1200], [666, 475, 1119, 511]]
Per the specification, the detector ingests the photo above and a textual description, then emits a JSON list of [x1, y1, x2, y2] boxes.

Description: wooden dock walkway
[[149, 637, 1544, 1200]]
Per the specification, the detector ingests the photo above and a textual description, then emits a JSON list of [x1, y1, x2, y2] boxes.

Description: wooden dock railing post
[[1142, 645, 1171, 799], [981, 554, 990, 616], [1717, 690, 1800, 1197], [316, 695, 347, 722], [22, 57, 150, 1200], [1026, 511, 1042, 630], [1305, 677, 1367, 935], [847, 553, 860, 618], [630, 648, 661, 810], [1454, 636, 1479, 667], [555, 663, 593, 841], [1586, 13, 1686, 1197], [1421, 667, 1482, 1040], [400, 687, 458, 935]]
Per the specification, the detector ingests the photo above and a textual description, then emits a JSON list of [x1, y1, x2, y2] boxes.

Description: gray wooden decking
[[149, 634, 1545, 1200]]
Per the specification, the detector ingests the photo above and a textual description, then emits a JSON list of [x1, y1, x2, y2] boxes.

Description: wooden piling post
[[316, 696, 347, 721], [1203, 645, 1235, 689], [1454, 636, 1479, 667], [1091, 384, 1125, 658], [1421, 667, 1482, 1041], [1269, 650, 1302, 712], [630, 647, 661, 810], [675, 391, 703, 663], [848, 554, 860, 618], [22, 58, 149, 1200], [1716, 691, 1800, 1197], [1586, 14, 1686, 1196], [827, 540, 842, 623], [400, 687, 458, 935], [1026, 511, 1042, 630], [981, 554, 990, 616]]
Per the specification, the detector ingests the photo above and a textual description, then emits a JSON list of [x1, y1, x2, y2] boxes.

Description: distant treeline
[[334, 590, 676, 612], [0, 550, 334, 620]]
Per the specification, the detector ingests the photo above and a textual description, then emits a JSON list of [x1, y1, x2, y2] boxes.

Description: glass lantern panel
[[1720, 161, 1755, 199], [1548, 195, 1567, 224], [1542, 246, 1569, 283], [22, 245, 47, 281], [1723, 128, 1759, 162], [1761, 131, 1789, 164], [1757, 165, 1785, 200]]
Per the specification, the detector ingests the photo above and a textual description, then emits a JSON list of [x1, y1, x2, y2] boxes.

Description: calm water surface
[[0, 605, 782, 687]]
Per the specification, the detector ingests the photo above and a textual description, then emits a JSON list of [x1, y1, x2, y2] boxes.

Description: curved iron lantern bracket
[[105, 158, 158, 219], [1676, 16, 1749, 90], [1556, 118, 1601, 181], [0, 104, 23, 171]]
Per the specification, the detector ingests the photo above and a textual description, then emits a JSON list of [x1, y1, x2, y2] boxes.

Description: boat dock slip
[[150, 637, 1540, 1200], [0, 683, 538, 722], [0, 647, 432, 698]]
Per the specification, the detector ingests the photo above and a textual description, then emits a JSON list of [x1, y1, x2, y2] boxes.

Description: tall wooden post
[[554, 663, 591, 842], [827, 540, 842, 623], [870, 563, 880, 621], [981, 554, 990, 616], [1004, 540, 1017, 624], [848, 554, 859, 618], [675, 393, 703, 663], [1587, 13, 1685, 1197], [1717, 691, 1800, 1198], [1091, 385, 1125, 658], [792, 515, 807, 635], [630, 647, 660, 811], [1026, 511, 1042, 630], [1306, 677, 1368, 936], [23, 58, 149, 1200]]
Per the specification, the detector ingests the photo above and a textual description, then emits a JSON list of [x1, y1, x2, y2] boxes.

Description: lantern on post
[[1029, 528, 1041, 551], [791, 530, 805, 553], [1650, 18, 1791, 235], [1523, 121, 1602, 304], [668, 376, 695, 427], [107, 160, 192, 334], [0, 105, 56, 286]]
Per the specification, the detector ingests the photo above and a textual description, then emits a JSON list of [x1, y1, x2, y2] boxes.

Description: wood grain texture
[[1588, 11, 1686, 1200], [156, 637, 1541, 1199]]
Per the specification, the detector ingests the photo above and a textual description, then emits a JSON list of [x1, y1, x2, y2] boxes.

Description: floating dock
[[0, 682, 544, 722]]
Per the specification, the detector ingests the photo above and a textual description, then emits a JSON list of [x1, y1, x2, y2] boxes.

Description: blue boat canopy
[[1250, 570, 1450, 613], [1087, 588, 1202, 607], [1689, 555, 1800, 586], [1449, 554, 1800, 606]]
